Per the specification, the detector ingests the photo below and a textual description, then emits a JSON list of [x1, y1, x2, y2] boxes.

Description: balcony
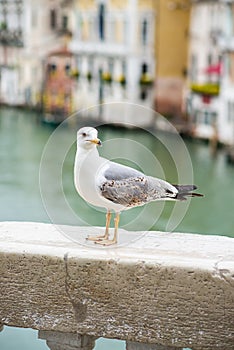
[[69, 40, 128, 56], [0, 0, 23, 47], [0, 26, 23, 47]]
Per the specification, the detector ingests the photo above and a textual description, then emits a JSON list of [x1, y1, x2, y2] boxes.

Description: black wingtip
[[173, 184, 204, 201]]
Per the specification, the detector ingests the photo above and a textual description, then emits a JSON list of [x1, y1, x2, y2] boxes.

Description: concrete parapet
[[0, 221, 234, 350]]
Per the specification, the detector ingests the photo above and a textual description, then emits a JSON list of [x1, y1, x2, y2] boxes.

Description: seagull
[[74, 127, 203, 246]]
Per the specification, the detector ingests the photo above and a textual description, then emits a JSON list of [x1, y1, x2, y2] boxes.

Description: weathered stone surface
[[0, 222, 234, 350], [39, 330, 96, 350], [126, 341, 182, 349]]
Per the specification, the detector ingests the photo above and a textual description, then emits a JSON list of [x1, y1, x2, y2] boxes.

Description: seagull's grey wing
[[103, 161, 143, 181], [100, 175, 149, 207], [99, 162, 178, 208]]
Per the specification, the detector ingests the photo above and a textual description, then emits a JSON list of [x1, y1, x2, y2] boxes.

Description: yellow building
[[154, 0, 191, 117], [155, 1, 190, 77]]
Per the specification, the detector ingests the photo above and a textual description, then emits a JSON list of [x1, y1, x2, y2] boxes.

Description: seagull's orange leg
[[113, 212, 119, 244], [86, 210, 111, 242], [95, 212, 119, 246]]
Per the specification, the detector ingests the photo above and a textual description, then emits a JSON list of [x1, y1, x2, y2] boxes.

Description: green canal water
[[0, 107, 233, 350]]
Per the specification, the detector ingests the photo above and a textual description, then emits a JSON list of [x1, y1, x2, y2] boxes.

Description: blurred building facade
[[68, 0, 191, 123], [3, 0, 234, 145], [185, 0, 234, 145], [0, 0, 192, 127], [0, 0, 73, 107], [69, 0, 155, 126]]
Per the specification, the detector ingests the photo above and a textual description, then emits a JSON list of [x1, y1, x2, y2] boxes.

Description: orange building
[[42, 48, 77, 124]]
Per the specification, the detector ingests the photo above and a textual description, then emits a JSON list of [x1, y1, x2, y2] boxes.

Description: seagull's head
[[77, 127, 102, 150]]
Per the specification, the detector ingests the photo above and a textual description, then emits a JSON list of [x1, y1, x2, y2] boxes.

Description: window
[[141, 62, 148, 74], [142, 18, 148, 45], [50, 9, 57, 29], [48, 63, 57, 74], [62, 15, 68, 30], [140, 63, 148, 100], [202, 110, 217, 125], [122, 60, 126, 76], [87, 56, 94, 81], [98, 3, 105, 40], [140, 88, 147, 100], [65, 64, 71, 75], [204, 110, 210, 125]]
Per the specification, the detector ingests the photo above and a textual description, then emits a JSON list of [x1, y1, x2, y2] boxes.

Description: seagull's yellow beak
[[90, 138, 102, 146]]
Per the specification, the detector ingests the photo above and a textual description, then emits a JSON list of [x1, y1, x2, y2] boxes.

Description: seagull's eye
[[82, 132, 87, 137]]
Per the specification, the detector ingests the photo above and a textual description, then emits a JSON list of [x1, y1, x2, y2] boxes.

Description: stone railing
[[0, 222, 234, 350]]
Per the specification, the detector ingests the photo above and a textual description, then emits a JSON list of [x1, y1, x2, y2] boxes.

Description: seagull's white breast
[[74, 149, 101, 206], [74, 148, 123, 211]]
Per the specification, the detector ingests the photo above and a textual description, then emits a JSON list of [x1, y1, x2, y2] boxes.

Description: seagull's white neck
[[76, 145, 99, 161], [74, 145, 101, 178], [74, 143, 105, 205]]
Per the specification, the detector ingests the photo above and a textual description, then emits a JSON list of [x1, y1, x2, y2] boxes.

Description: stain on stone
[[63, 253, 87, 322]]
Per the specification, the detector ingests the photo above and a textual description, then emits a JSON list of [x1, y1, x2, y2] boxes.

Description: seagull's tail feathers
[[173, 185, 204, 201]]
